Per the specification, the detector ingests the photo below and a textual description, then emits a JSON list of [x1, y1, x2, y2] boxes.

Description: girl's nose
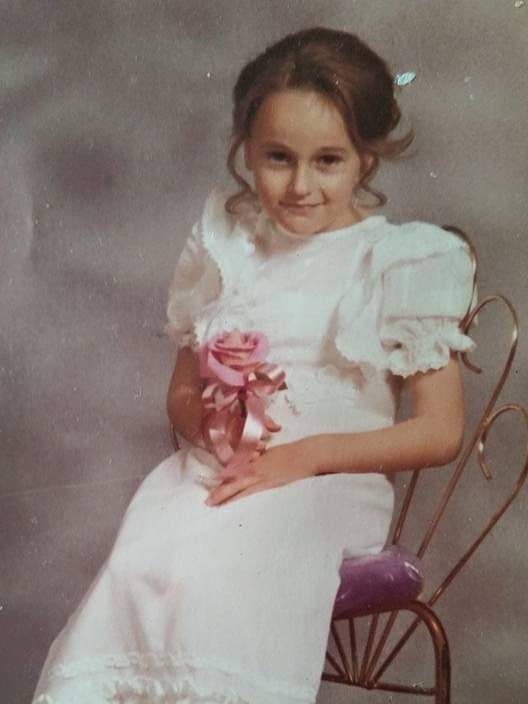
[[289, 164, 312, 197]]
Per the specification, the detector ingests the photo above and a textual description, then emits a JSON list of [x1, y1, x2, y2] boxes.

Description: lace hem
[[36, 677, 247, 704], [34, 651, 315, 704]]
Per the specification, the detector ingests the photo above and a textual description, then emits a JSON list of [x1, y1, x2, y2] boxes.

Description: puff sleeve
[[335, 223, 477, 379], [379, 239, 477, 378], [165, 220, 221, 349]]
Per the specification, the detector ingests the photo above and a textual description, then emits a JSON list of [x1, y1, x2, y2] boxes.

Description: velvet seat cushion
[[333, 545, 424, 619]]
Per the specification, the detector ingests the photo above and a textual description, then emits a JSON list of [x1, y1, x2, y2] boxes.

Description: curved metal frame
[[323, 600, 450, 703], [323, 290, 528, 700]]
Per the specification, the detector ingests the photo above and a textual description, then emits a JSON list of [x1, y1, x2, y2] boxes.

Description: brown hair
[[226, 27, 413, 214]]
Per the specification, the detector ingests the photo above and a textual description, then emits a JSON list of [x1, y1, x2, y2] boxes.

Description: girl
[[33, 27, 476, 704]]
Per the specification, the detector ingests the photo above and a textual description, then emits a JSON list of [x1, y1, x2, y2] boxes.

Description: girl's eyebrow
[[261, 141, 292, 150], [261, 141, 348, 154], [317, 146, 348, 154]]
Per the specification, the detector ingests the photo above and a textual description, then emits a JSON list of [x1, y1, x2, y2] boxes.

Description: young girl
[[33, 27, 476, 704]]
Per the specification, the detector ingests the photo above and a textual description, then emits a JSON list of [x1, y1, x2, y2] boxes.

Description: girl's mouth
[[280, 202, 321, 214]]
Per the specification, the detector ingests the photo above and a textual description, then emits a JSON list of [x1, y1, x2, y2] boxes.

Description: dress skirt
[[33, 446, 394, 704]]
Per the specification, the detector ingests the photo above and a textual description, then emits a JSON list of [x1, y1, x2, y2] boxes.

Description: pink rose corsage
[[199, 329, 287, 479]]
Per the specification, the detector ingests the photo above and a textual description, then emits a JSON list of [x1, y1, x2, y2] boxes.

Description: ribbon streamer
[[200, 338, 286, 478]]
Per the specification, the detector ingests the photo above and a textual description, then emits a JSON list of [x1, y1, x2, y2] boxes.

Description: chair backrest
[[355, 226, 528, 683]]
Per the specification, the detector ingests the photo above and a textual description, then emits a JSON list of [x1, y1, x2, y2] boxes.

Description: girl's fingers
[[217, 464, 252, 481], [206, 474, 257, 506], [224, 482, 268, 503]]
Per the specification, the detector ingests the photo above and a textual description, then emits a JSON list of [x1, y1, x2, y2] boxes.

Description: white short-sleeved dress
[[33, 190, 476, 704]]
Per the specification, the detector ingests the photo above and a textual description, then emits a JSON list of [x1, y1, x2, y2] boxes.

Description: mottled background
[[1, 1, 527, 703]]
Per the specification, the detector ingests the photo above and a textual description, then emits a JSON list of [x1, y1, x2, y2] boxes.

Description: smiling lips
[[280, 202, 321, 213]]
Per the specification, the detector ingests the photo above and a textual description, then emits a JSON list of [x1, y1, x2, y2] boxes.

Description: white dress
[[33, 190, 476, 704]]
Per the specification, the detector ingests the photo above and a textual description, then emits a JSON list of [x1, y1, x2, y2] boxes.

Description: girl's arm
[[206, 352, 465, 505], [166, 347, 203, 446], [307, 351, 465, 475]]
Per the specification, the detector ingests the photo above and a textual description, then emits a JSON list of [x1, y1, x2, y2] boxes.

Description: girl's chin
[[276, 220, 319, 237], [275, 212, 322, 237]]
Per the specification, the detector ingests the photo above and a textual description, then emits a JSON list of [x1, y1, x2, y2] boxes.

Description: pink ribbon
[[199, 331, 286, 478]]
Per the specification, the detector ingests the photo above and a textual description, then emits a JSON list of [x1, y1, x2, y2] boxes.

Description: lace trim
[[199, 195, 227, 308], [334, 286, 387, 380], [35, 651, 315, 704], [35, 676, 247, 704], [385, 324, 476, 378]]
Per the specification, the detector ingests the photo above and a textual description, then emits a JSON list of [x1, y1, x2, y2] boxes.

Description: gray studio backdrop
[[1, 2, 527, 703]]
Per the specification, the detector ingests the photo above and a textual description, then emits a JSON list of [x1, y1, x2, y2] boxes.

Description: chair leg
[[406, 601, 451, 704]]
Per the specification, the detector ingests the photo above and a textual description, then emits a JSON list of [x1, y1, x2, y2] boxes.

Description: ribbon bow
[[199, 330, 286, 478]]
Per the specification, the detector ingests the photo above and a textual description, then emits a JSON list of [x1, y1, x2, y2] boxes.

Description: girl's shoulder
[[370, 217, 472, 279], [200, 187, 259, 234], [374, 220, 469, 265], [196, 187, 259, 260]]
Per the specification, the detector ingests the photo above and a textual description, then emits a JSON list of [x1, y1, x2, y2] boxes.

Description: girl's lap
[[109, 451, 394, 582]]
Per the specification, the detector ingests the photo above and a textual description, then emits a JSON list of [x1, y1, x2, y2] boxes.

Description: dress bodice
[[166, 189, 476, 443]]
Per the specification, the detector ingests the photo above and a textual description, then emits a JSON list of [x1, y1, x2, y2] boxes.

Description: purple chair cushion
[[333, 545, 424, 619]]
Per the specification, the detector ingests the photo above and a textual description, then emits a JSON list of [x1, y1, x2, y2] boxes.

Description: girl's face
[[244, 89, 368, 236]]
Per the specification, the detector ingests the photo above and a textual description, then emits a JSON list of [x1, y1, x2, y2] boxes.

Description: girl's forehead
[[251, 89, 351, 148]]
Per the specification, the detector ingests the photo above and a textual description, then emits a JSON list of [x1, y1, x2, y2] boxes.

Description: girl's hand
[[205, 441, 318, 506]]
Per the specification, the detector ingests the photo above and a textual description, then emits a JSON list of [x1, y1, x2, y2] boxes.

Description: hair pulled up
[[226, 27, 413, 214]]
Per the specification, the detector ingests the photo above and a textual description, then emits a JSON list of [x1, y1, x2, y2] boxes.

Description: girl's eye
[[318, 154, 343, 167], [266, 151, 290, 164]]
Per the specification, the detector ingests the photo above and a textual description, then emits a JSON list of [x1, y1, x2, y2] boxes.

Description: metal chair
[[322, 229, 527, 703]]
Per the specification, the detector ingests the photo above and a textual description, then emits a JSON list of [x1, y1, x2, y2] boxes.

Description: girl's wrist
[[298, 434, 360, 476], [292, 436, 327, 476]]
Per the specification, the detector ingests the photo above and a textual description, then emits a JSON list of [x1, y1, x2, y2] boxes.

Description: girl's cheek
[[323, 171, 351, 192], [261, 170, 289, 195]]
